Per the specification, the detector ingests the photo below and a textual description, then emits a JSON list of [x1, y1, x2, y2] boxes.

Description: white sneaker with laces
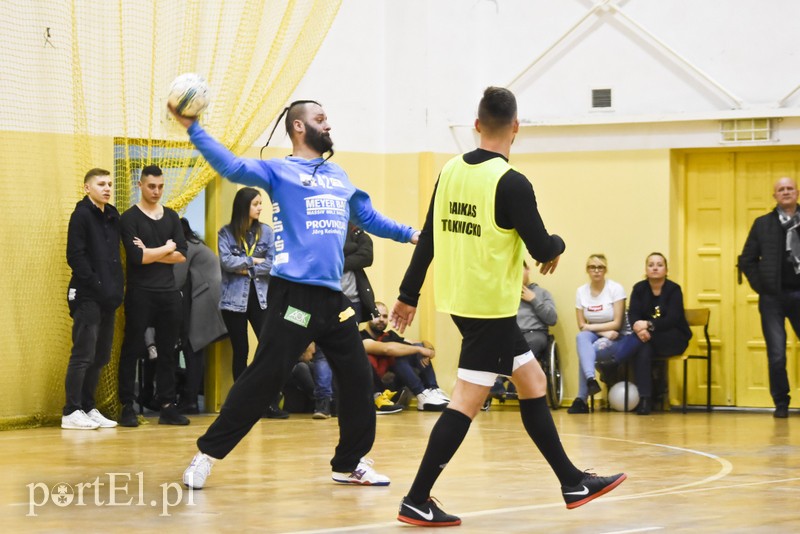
[[417, 389, 449, 411], [61, 410, 100, 430], [85, 409, 118, 428], [332, 457, 390, 486], [433, 388, 451, 402], [183, 451, 216, 489]]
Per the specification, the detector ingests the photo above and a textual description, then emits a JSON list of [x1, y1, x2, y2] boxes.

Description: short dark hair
[[84, 168, 110, 184], [285, 100, 321, 140], [141, 164, 163, 181], [478, 86, 517, 132]]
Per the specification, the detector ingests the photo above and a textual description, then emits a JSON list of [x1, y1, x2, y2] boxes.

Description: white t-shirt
[[575, 279, 627, 325]]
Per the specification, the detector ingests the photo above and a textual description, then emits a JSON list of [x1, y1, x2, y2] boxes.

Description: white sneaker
[[332, 457, 390, 486], [85, 409, 118, 428], [183, 451, 216, 489], [433, 388, 451, 402], [417, 389, 449, 411], [61, 410, 100, 430]]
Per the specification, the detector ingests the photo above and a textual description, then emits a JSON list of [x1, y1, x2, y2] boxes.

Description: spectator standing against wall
[[173, 218, 227, 414], [217, 187, 287, 419], [62, 168, 124, 430], [740, 176, 800, 418], [118, 165, 188, 427]]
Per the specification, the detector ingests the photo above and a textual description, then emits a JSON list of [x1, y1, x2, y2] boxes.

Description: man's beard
[[370, 321, 386, 334], [304, 123, 333, 155]]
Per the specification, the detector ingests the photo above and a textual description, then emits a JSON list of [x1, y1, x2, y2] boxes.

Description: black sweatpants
[[197, 277, 376, 473]]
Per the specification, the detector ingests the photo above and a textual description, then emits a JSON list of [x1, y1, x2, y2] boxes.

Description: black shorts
[[451, 315, 530, 376]]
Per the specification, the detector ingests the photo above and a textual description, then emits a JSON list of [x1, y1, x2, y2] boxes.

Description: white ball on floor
[[608, 381, 639, 412]]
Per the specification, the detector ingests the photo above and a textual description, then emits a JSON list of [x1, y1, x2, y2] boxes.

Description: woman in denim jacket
[[218, 187, 274, 380]]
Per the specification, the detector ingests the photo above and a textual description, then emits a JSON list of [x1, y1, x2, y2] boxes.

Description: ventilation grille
[[720, 119, 771, 142], [592, 88, 612, 108]]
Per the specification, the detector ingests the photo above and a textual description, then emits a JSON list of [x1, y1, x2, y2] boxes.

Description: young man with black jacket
[[63, 168, 124, 430]]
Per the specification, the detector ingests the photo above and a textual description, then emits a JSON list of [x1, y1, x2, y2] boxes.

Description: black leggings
[[221, 283, 266, 381]]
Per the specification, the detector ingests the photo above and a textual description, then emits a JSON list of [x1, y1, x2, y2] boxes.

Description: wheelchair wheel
[[546, 338, 563, 410]]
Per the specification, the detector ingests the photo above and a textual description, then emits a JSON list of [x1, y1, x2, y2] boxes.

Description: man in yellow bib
[[391, 87, 626, 527]]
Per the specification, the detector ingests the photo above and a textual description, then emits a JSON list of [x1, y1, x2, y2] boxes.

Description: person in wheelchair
[[489, 261, 557, 403]]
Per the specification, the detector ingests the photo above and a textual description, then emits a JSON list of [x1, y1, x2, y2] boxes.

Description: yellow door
[[684, 149, 800, 408], [684, 153, 734, 406], [734, 151, 800, 407]]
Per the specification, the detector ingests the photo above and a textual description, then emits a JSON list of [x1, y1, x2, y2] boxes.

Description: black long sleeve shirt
[[398, 149, 565, 306]]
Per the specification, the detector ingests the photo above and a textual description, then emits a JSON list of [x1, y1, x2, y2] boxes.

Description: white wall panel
[[280, 0, 800, 154]]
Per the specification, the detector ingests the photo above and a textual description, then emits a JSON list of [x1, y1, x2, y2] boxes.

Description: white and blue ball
[[168, 73, 209, 118]]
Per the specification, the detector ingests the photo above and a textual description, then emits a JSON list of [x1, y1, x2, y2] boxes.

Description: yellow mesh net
[[0, 0, 341, 430]]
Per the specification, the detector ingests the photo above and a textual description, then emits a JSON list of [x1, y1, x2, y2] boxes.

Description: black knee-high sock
[[407, 408, 472, 504], [519, 396, 584, 486]]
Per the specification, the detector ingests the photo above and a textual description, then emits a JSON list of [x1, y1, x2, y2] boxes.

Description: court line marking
[[280, 433, 738, 534], [563, 433, 735, 495], [283, 478, 800, 534]]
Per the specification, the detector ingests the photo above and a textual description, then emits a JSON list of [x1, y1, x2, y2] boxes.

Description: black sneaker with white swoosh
[[397, 496, 461, 527], [562, 471, 627, 509]]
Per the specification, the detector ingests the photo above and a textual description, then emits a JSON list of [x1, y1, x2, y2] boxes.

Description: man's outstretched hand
[[536, 254, 561, 275], [390, 301, 417, 334]]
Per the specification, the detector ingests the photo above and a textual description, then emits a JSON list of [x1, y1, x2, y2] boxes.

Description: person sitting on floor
[[361, 302, 450, 411]]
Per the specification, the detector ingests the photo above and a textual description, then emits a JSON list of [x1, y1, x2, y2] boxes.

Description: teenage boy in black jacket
[[63, 168, 124, 430]]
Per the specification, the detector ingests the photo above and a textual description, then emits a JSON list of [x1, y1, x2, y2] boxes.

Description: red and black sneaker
[[562, 471, 627, 509], [397, 496, 461, 527]]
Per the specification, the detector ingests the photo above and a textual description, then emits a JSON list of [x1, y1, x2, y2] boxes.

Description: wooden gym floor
[[2, 405, 798, 533]]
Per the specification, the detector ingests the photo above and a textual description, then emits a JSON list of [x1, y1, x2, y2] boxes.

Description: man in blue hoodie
[[170, 100, 418, 489]]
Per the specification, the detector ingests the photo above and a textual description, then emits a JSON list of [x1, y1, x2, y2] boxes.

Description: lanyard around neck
[[241, 238, 256, 257]]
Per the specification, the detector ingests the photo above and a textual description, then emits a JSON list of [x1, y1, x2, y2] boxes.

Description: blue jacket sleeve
[[252, 224, 274, 278], [188, 122, 277, 193], [349, 188, 415, 243], [217, 227, 250, 273]]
